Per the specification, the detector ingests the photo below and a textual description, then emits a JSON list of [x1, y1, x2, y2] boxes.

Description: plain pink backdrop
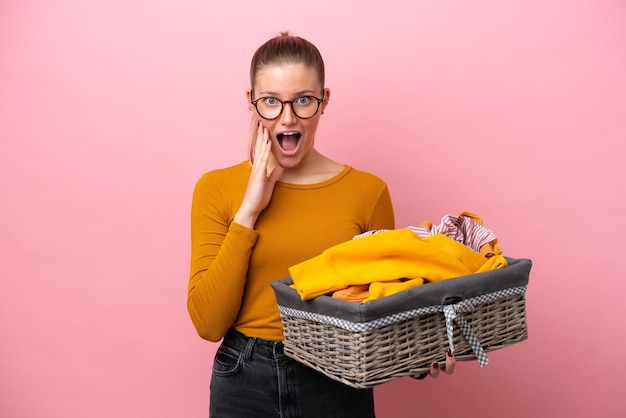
[[1, 1, 625, 417]]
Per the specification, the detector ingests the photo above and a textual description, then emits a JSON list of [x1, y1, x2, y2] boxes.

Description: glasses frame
[[250, 94, 325, 120]]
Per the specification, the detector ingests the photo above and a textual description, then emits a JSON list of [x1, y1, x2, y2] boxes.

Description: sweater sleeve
[[187, 173, 257, 342]]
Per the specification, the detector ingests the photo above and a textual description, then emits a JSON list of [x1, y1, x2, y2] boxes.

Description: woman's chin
[[275, 155, 302, 169], [274, 146, 303, 166]]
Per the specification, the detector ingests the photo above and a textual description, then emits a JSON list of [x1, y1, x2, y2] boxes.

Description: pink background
[[1, 1, 625, 417]]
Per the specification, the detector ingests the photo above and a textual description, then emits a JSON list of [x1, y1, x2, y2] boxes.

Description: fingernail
[[432, 362, 439, 370], [447, 348, 454, 358]]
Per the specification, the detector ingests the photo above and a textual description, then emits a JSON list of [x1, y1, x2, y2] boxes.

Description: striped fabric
[[354, 213, 498, 255], [407, 213, 497, 254]]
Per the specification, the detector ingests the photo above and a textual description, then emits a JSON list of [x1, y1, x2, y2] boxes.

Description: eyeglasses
[[250, 95, 324, 120]]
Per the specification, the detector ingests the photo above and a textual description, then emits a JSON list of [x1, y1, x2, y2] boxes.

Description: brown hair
[[249, 31, 325, 91]]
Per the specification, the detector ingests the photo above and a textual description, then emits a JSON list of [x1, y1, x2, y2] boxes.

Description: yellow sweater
[[289, 229, 507, 301], [188, 162, 395, 341]]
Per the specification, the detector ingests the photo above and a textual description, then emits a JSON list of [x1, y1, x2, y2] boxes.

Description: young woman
[[188, 32, 455, 417]]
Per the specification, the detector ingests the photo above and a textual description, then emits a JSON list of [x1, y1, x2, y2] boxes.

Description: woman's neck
[[277, 149, 345, 184]]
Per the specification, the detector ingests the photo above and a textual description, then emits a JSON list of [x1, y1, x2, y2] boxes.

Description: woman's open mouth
[[276, 132, 301, 155]]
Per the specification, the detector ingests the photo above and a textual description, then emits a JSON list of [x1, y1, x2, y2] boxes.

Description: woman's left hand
[[411, 348, 456, 380]]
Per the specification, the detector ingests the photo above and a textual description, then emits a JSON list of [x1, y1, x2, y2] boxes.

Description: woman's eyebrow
[[257, 89, 318, 97]]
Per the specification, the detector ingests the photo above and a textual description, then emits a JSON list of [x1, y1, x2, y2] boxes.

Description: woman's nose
[[279, 102, 297, 124]]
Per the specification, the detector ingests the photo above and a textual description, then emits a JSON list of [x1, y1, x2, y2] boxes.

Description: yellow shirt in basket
[[288, 229, 507, 301]]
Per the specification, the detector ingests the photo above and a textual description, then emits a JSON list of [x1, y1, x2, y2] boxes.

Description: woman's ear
[[321, 88, 331, 114], [246, 89, 253, 110]]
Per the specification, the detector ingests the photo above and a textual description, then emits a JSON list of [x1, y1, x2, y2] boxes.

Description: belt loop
[[243, 336, 255, 363]]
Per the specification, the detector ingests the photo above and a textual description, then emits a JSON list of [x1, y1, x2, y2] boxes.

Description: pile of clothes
[[288, 212, 507, 303]]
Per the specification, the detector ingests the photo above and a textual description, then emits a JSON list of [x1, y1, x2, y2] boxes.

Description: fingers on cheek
[[254, 129, 263, 150], [256, 122, 266, 141]]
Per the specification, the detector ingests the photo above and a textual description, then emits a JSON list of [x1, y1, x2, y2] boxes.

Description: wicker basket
[[271, 257, 531, 388]]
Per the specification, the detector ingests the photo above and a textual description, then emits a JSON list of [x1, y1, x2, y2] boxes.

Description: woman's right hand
[[233, 122, 284, 229]]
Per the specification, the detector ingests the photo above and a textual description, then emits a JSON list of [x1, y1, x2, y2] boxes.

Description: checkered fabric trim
[[278, 285, 526, 367], [444, 303, 489, 366]]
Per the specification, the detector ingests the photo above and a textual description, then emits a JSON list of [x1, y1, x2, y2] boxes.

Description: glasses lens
[[292, 96, 320, 119], [256, 98, 282, 120]]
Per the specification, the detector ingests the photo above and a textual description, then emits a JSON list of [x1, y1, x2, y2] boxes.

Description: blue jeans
[[209, 328, 375, 417]]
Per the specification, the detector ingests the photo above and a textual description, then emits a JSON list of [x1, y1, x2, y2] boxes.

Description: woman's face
[[248, 63, 328, 169]]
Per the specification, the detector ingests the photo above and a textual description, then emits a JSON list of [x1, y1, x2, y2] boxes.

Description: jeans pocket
[[212, 343, 244, 377]]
